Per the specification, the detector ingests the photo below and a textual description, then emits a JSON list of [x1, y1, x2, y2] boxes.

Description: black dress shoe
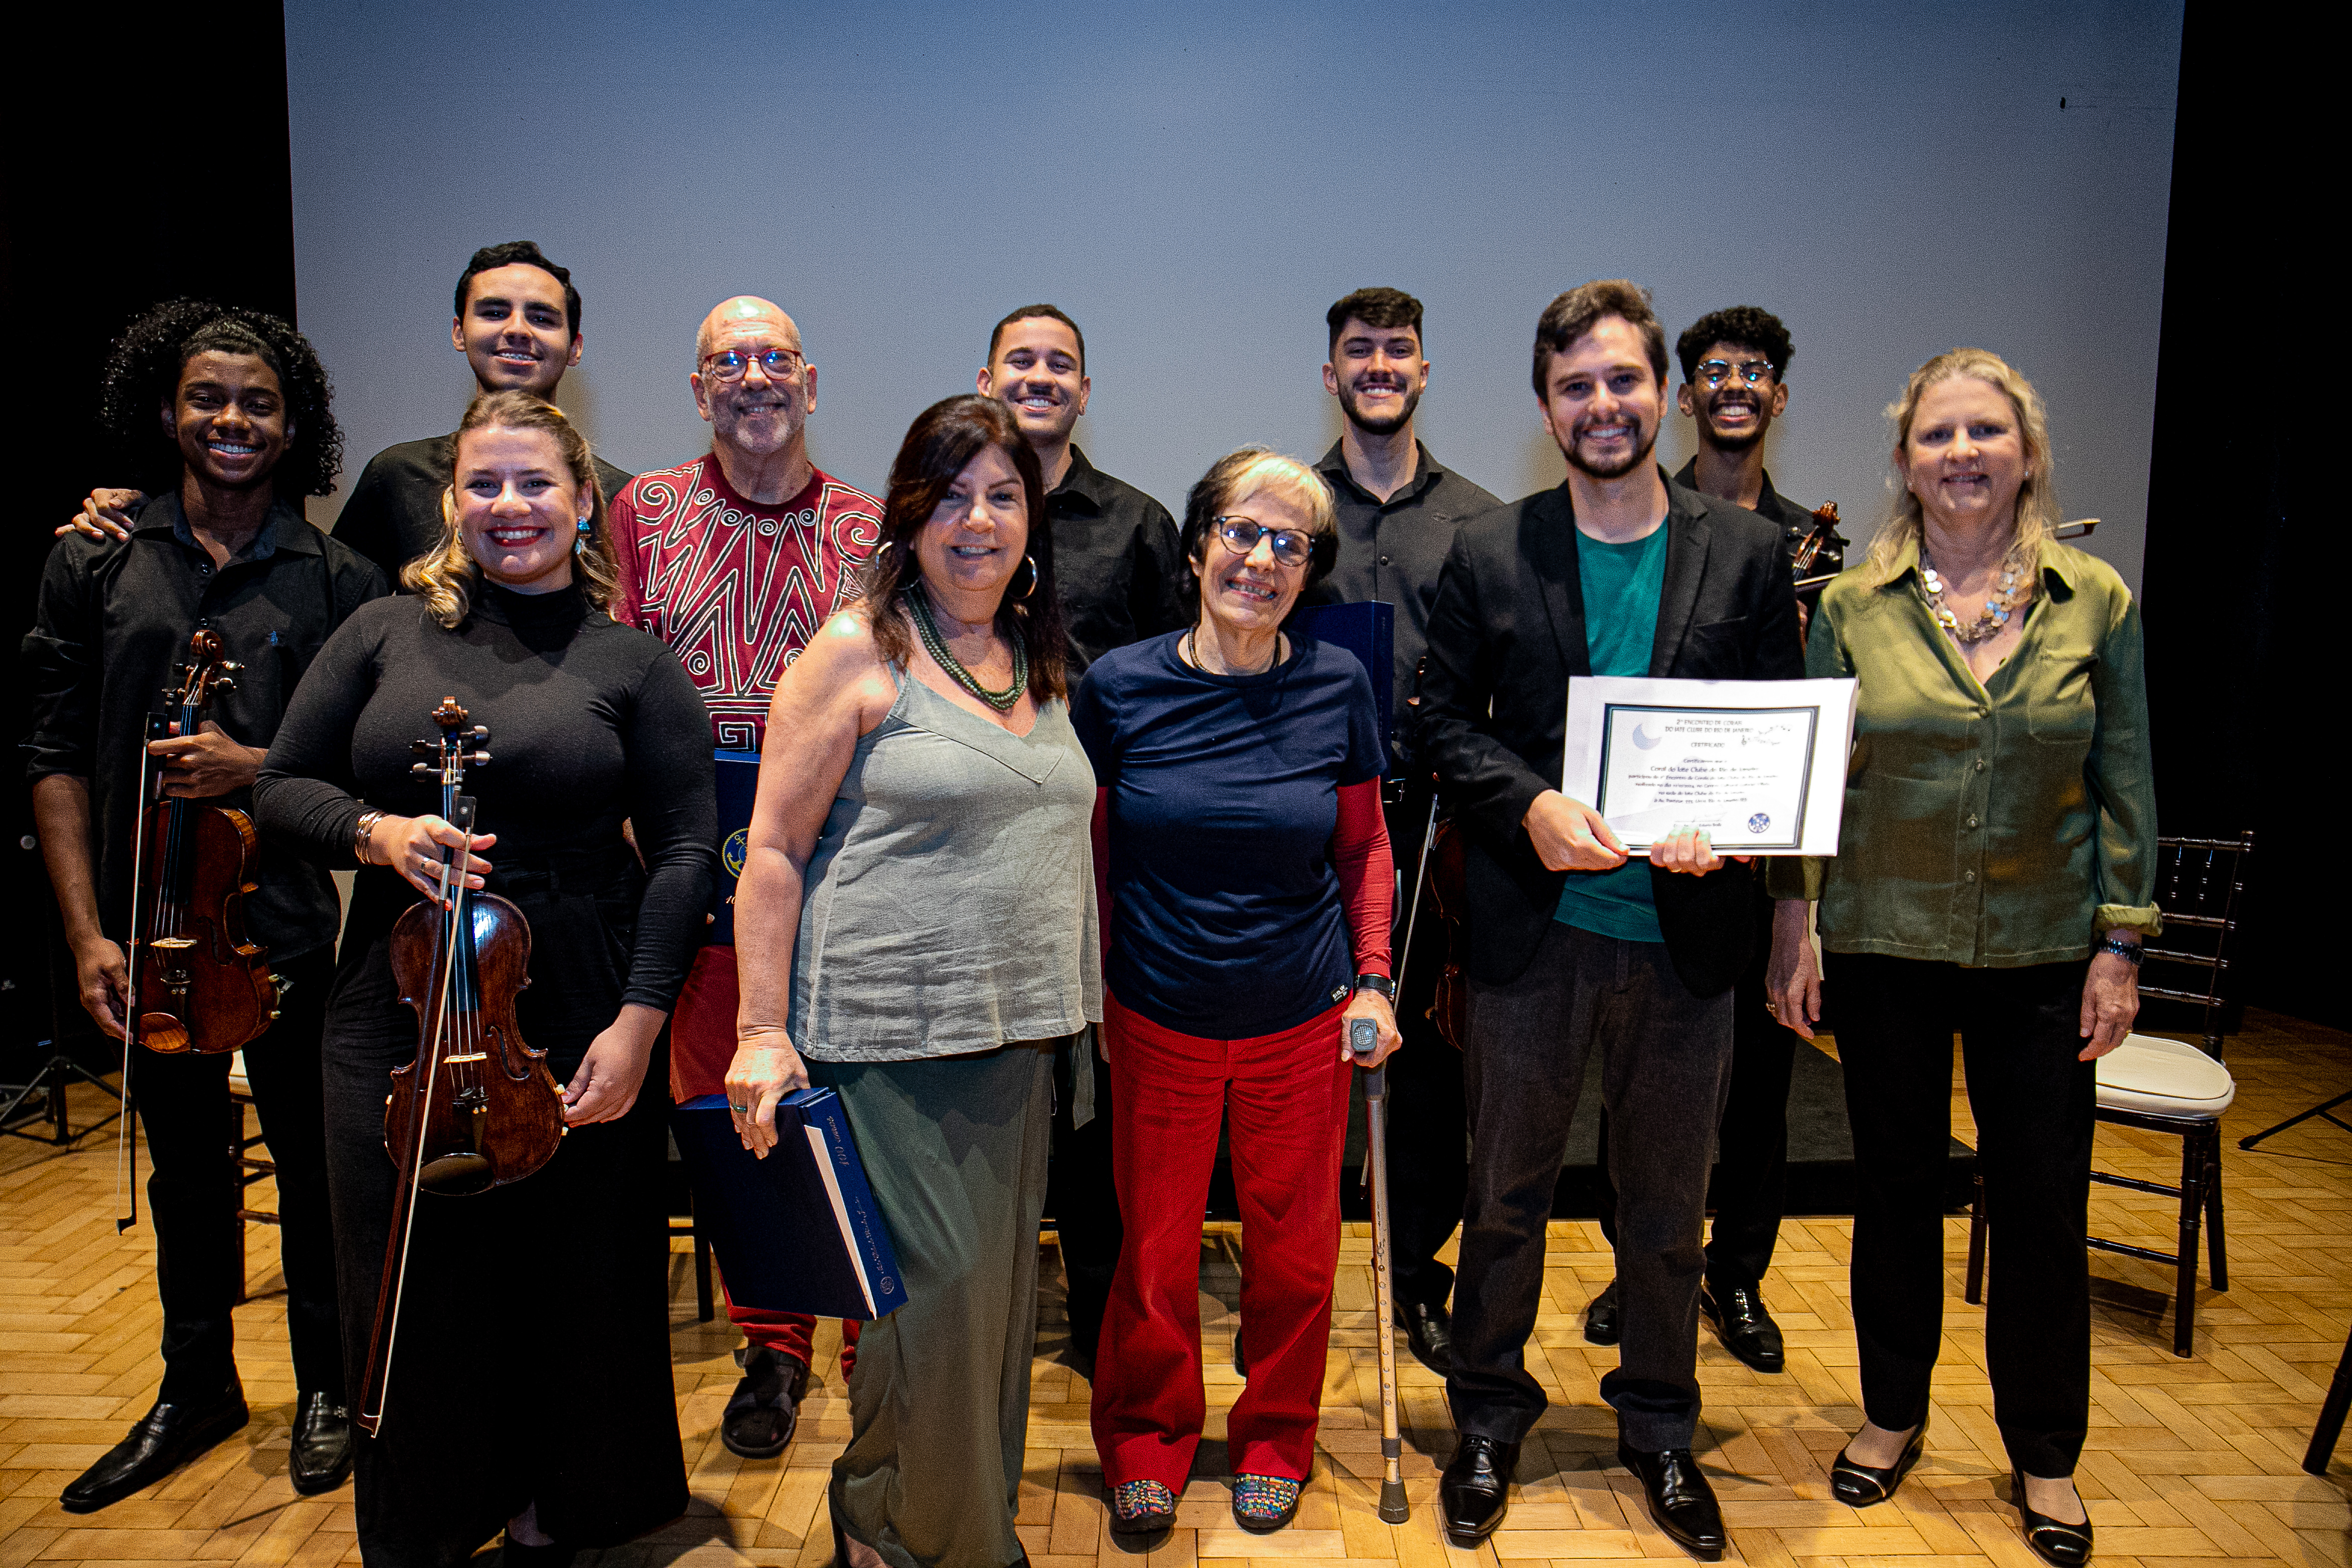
[[1617, 1443, 1728, 1562], [1829, 1420, 1925, 1507], [61, 1380, 249, 1513], [1584, 1280, 1620, 1345], [1396, 1300, 1453, 1375], [721, 1345, 810, 1459], [288, 1390, 353, 1495], [1438, 1433, 1518, 1544], [1700, 1280, 1785, 1374], [2012, 1467, 2094, 1566]]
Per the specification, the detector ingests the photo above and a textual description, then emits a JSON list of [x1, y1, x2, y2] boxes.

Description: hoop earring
[[1015, 553, 1039, 602]]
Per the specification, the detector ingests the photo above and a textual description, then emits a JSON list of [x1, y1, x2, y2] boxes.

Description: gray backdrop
[[287, 1, 2182, 590]]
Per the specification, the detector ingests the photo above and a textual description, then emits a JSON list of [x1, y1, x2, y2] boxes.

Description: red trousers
[[676, 943, 860, 1374], [1091, 992, 1351, 1486]]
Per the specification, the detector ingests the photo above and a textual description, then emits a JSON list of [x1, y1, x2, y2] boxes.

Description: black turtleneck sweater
[[255, 579, 715, 1034]]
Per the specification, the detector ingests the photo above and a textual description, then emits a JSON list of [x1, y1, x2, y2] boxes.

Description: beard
[[1564, 422, 1658, 480], [1339, 378, 1422, 436]]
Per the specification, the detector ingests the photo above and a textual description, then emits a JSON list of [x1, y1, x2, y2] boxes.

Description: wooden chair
[[227, 1050, 280, 1304], [1967, 831, 2251, 1358], [2308, 1318, 2352, 1474]]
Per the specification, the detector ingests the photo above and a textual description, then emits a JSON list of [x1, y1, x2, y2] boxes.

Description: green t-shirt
[[1554, 524, 1669, 942]]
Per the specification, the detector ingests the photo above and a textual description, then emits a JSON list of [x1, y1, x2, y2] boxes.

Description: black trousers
[[1046, 1032, 1122, 1359], [1384, 793, 1466, 1310], [1448, 922, 1733, 1450], [133, 945, 341, 1405], [1596, 893, 1791, 1289], [1832, 953, 2094, 1479]]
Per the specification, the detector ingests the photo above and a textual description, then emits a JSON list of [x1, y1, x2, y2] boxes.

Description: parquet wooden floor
[[6, 1013, 2348, 1568]]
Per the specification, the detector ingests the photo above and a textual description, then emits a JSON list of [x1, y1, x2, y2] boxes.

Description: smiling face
[[1537, 314, 1663, 480], [692, 304, 814, 460], [1192, 486, 1314, 640], [451, 263, 580, 396], [1897, 375, 2031, 533], [981, 316, 1089, 448], [1324, 316, 1427, 435], [454, 424, 586, 594], [165, 351, 290, 492], [1677, 338, 1788, 454], [914, 443, 1030, 605]]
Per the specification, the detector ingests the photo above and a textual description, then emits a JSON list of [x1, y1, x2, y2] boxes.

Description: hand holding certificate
[[1561, 675, 1856, 855]]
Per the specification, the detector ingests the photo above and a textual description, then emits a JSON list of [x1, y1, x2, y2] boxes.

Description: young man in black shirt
[[27, 302, 386, 1512], [1304, 287, 1501, 1375], [977, 303, 1186, 1367]]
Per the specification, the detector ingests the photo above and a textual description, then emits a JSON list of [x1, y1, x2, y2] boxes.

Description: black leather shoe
[[1583, 1280, 1620, 1345], [1438, 1433, 1518, 1543], [61, 1380, 249, 1513], [1829, 1420, 1925, 1507], [1617, 1443, 1727, 1562], [721, 1346, 810, 1459], [2013, 1468, 2094, 1566], [1396, 1300, 1453, 1375], [1700, 1280, 1786, 1374], [287, 1390, 353, 1495]]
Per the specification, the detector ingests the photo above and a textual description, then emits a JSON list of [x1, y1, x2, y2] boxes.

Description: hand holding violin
[[149, 719, 265, 798], [365, 815, 496, 905]]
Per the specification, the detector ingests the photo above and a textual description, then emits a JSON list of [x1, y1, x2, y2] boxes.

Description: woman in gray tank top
[[725, 397, 1101, 1568]]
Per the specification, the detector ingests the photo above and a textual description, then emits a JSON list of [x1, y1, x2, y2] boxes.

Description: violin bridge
[[443, 1051, 487, 1064]]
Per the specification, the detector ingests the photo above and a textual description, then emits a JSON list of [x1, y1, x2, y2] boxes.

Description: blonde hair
[[403, 391, 622, 628], [1867, 347, 2059, 583]]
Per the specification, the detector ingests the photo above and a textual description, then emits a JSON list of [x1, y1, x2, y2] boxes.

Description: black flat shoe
[[287, 1390, 353, 1495], [1617, 1443, 1727, 1562], [1584, 1280, 1620, 1346], [1829, 1419, 1926, 1507], [721, 1345, 810, 1459], [1438, 1433, 1518, 1543], [1700, 1280, 1785, 1374], [61, 1380, 249, 1513], [2013, 1467, 2094, 1566], [1396, 1300, 1453, 1375]]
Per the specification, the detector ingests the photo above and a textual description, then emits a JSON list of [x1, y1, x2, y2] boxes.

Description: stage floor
[[3, 1015, 2348, 1568]]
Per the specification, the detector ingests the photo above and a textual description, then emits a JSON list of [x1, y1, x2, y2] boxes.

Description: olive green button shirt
[[1765, 536, 2161, 965]]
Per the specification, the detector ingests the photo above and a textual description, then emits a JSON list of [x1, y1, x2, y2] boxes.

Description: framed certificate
[[1561, 675, 1857, 855]]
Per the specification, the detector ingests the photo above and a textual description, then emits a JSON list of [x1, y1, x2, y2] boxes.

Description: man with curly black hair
[[26, 298, 385, 1513]]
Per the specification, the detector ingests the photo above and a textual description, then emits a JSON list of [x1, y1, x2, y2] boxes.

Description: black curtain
[[2140, 5, 2317, 1024], [1, 4, 297, 1071]]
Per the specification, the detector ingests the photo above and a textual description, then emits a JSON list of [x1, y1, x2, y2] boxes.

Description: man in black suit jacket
[[1417, 281, 1803, 1557]]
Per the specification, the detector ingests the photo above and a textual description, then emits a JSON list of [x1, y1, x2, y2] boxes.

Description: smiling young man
[[605, 295, 883, 1459], [1299, 287, 1500, 1377], [1416, 281, 1803, 1556], [27, 302, 385, 1513]]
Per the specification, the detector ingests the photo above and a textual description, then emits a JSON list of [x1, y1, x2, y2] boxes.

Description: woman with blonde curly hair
[[256, 389, 716, 1568], [1768, 350, 2158, 1567]]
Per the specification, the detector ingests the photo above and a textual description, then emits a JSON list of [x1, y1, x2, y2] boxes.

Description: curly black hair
[[97, 298, 344, 498], [1675, 306, 1793, 384]]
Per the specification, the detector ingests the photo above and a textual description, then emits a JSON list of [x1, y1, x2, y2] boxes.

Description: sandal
[[1109, 1478, 1178, 1534], [1232, 1473, 1302, 1532]]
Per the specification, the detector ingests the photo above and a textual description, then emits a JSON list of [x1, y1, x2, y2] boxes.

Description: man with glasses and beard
[[1301, 287, 1499, 1376], [1417, 281, 1803, 1556], [607, 294, 883, 1462], [1582, 307, 1845, 1377]]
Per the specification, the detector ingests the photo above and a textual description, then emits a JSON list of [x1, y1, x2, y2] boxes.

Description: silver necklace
[[1920, 543, 2030, 645]]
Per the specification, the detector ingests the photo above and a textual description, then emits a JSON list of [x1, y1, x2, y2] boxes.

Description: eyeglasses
[[1211, 516, 1315, 568], [700, 347, 805, 381], [1695, 358, 1776, 389]]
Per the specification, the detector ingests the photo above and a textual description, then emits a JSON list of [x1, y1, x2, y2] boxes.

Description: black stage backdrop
[[1, 3, 298, 1073]]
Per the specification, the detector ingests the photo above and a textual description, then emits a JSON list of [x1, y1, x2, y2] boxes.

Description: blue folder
[[1289, 600, 1395, 759], [708, 749, 762, 945], [671, 1088, 907, 1320]]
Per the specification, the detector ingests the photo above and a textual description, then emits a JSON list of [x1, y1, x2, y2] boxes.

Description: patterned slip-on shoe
[[1109, 1479, 1178, 1534], [1232, 1473, 1303, 1533]]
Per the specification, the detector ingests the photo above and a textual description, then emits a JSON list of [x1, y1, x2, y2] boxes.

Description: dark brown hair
[[1531, 279, 1668, 398], [986, 304, 1086, 373], [856, 395, 1068, 702], [1326, 286, 1423, 357]]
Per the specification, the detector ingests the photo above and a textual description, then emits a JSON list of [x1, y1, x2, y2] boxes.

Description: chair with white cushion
[[1967, 831, 2252, 1358]]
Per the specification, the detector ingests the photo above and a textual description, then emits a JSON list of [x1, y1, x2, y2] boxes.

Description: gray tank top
[[790, 667, 1103, 1061]]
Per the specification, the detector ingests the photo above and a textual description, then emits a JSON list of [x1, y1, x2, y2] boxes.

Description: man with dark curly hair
[[26, 299, 385, 1513]]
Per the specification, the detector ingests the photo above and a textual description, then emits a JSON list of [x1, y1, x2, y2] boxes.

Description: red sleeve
[[607, 480, 645, 629], [1333, 778, 1393, 978], [1091, 786, 1112, 964]]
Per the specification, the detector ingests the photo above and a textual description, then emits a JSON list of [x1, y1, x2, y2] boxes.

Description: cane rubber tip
[[1378, 1480, 1410, 1523]]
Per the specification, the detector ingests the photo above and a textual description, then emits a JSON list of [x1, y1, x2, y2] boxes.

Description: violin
[[1790, 501, 1844, 603], [124, 630, 279, 1056], [356, 698, 564, 1437]]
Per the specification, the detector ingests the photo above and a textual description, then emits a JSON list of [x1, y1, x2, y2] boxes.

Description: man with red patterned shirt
[[608, 295, 880, 1458]]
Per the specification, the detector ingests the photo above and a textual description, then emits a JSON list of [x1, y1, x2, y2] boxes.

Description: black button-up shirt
[[333, 432, 634, 584], [24, 493, 389, 958], [1671, 457, 1847, 579], [1048, 445, 1188, 679], [1304, 440, 1502, 760]]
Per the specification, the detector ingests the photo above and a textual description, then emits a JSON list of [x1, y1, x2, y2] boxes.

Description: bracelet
[[352, 809, 387, 867], [1353, 972, 1397, 1001], [2098, 936, 2144, 967]]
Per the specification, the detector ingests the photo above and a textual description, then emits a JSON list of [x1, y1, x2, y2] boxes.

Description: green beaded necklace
[[904, 583, 1027, 711]]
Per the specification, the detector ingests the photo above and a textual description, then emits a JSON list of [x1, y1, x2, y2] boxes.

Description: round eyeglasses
[[701, 347, 805, 381], [1695, 358, 1776, 389], [1211, 516, 1315, 568]]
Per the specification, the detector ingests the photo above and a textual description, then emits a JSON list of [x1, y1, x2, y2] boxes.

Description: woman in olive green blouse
[[1768, 348, 2157, 1568]]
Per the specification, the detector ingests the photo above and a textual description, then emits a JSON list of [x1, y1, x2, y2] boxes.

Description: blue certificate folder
[[1289, 601, 1395, 757], [708, 749, 762, 946], [671, 1089, 907, 1320]]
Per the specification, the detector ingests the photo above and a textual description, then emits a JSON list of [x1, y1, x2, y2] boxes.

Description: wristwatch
[[1353, 972, 1397, 1001], [2098, 937, 2144, 967]]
